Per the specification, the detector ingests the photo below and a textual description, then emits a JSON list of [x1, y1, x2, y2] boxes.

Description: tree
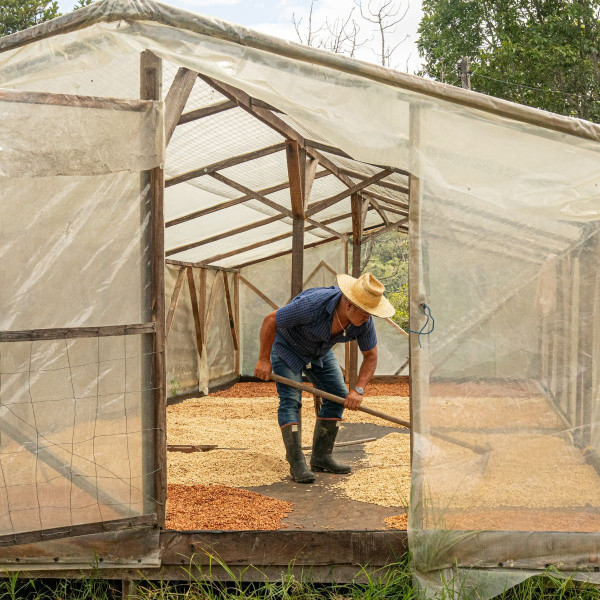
[[362, 231, 409, 330], [418, 0, 600, 122], [292, 0, 409, 66], [0, 0, 60, 37]]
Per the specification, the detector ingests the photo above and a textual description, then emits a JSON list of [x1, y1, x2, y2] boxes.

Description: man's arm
[[254, 311, 277, 380], [345, 346, 378, 410]]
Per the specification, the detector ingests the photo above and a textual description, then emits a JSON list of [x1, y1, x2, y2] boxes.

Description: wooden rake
[[270, 373, 492, 460]]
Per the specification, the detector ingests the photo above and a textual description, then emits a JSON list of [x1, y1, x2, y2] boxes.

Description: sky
[[56, 0, 425, 74]]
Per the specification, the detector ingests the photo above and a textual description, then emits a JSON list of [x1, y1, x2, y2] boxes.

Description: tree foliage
[[418, 0, 600, 121], [0, 0, 60, 37], [362, 231, 409, 330]]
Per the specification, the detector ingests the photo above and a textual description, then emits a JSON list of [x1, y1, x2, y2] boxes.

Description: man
[[254, 272, 395, 483]]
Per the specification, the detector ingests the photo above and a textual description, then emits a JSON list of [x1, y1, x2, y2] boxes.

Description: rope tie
[[407, 304, 435, 348]]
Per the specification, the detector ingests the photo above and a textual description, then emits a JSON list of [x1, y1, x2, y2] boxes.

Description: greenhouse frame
[[0, 0, 600, 597]]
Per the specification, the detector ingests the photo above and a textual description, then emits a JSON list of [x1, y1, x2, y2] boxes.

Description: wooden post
[[187, 267, 204, 358], [287, 140, 306, 299], [223, 271, 239, 352], [141, 50, 166, 528], [460, 56, 471, 90], [347, 193, 364, 389], [234, 272, 241, 375], [344, 238, 350, 382], [166, 267, 187, 338], [408, 103, 428, 529]]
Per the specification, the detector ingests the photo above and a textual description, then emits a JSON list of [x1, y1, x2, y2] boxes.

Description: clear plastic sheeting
[[409, 180, 600, 596], [0, 80, 161, 562], [0, 90, 162, 177], [0, 334, 155, 534], [1, 173, 153, 330], [165, 265, 236, 397], [165, 264, 207, 397]]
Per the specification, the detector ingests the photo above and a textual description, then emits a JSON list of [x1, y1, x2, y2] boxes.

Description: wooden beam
[[0, 87, 152, 112], [0, 514, 157, 549], [166, 170, 331, 229], [306, 168, 395, 217], [236, 236, 345, 269], [364, 191, 409, 210], [178, 100, 236, 125], [199, 76, 365, 194], [286, 139, 305, 218], [234, 273, 241, 374], [368, 197, 391, 225], [166, 259, 239, 272], [164, 67, 199, 144], [348, 192, 363, 388], [305, 217, 345, 240], [209, 171, 293, 218], [141, 50, 167, 530], [187, 267, 204, 358], [200, 208, 367, 267], [0, 323, 156, 342], [304, 156, 319, 209], [338, 167, 409, 194], [165, 143, 286, 187], [166, 214, 286, 257], [364, 217, 409, 239], [199, 267, 207, 342], [223, 272, 239, 351], [239, 276, 280, 310], [286, 140, 314, 296], [291, 218, 305, 298], [304, 139, 410, 177], [165, 267, 187, 337]]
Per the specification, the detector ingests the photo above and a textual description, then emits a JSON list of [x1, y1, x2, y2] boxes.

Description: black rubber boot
[[281, 424, 315, 483], [310, 419, 351, 474]]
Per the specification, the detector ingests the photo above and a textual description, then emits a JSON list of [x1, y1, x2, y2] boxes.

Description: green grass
[[0, 559, 598, 600]]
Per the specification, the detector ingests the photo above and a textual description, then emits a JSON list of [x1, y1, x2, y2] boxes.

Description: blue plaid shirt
[[273, 286, 377, 374]]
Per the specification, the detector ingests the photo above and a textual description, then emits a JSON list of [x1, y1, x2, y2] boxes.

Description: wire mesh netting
[[0, 335, 156, 535]]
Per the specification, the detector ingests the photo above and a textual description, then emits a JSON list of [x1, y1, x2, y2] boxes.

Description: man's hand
[[344, 388, 363, 411], [254, 358, 272, 381]]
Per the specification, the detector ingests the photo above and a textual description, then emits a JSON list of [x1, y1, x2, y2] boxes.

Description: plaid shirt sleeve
[[275, 295, 315, 329], [357, 317, 377, 352]]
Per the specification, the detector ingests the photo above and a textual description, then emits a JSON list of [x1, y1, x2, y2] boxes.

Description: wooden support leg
[[121, 579, 138, 600], [141, 49, 166, 528]]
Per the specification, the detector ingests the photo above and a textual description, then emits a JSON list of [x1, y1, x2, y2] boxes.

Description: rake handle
[[270, 373, 411, 428], [270, 373, 490, 456]]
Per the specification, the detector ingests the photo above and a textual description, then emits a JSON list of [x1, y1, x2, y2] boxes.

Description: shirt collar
[[324, 288, 343, 315]]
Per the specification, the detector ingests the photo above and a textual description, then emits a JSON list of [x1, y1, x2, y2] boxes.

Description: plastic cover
[[165, 265, 236, 397], [1, 0, 600, 588], [0, 83, 162, 561]]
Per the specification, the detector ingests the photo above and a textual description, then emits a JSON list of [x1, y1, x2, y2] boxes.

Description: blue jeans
[[272, 349, 348, 426]]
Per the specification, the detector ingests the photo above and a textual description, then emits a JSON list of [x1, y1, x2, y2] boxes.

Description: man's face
[[346, 299, 371, 326]]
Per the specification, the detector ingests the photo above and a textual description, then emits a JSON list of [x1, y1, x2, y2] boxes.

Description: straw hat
[[336, 272, 395, 319]]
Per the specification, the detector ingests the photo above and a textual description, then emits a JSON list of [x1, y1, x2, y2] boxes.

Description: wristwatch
[[352, 386, 364, 395]]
